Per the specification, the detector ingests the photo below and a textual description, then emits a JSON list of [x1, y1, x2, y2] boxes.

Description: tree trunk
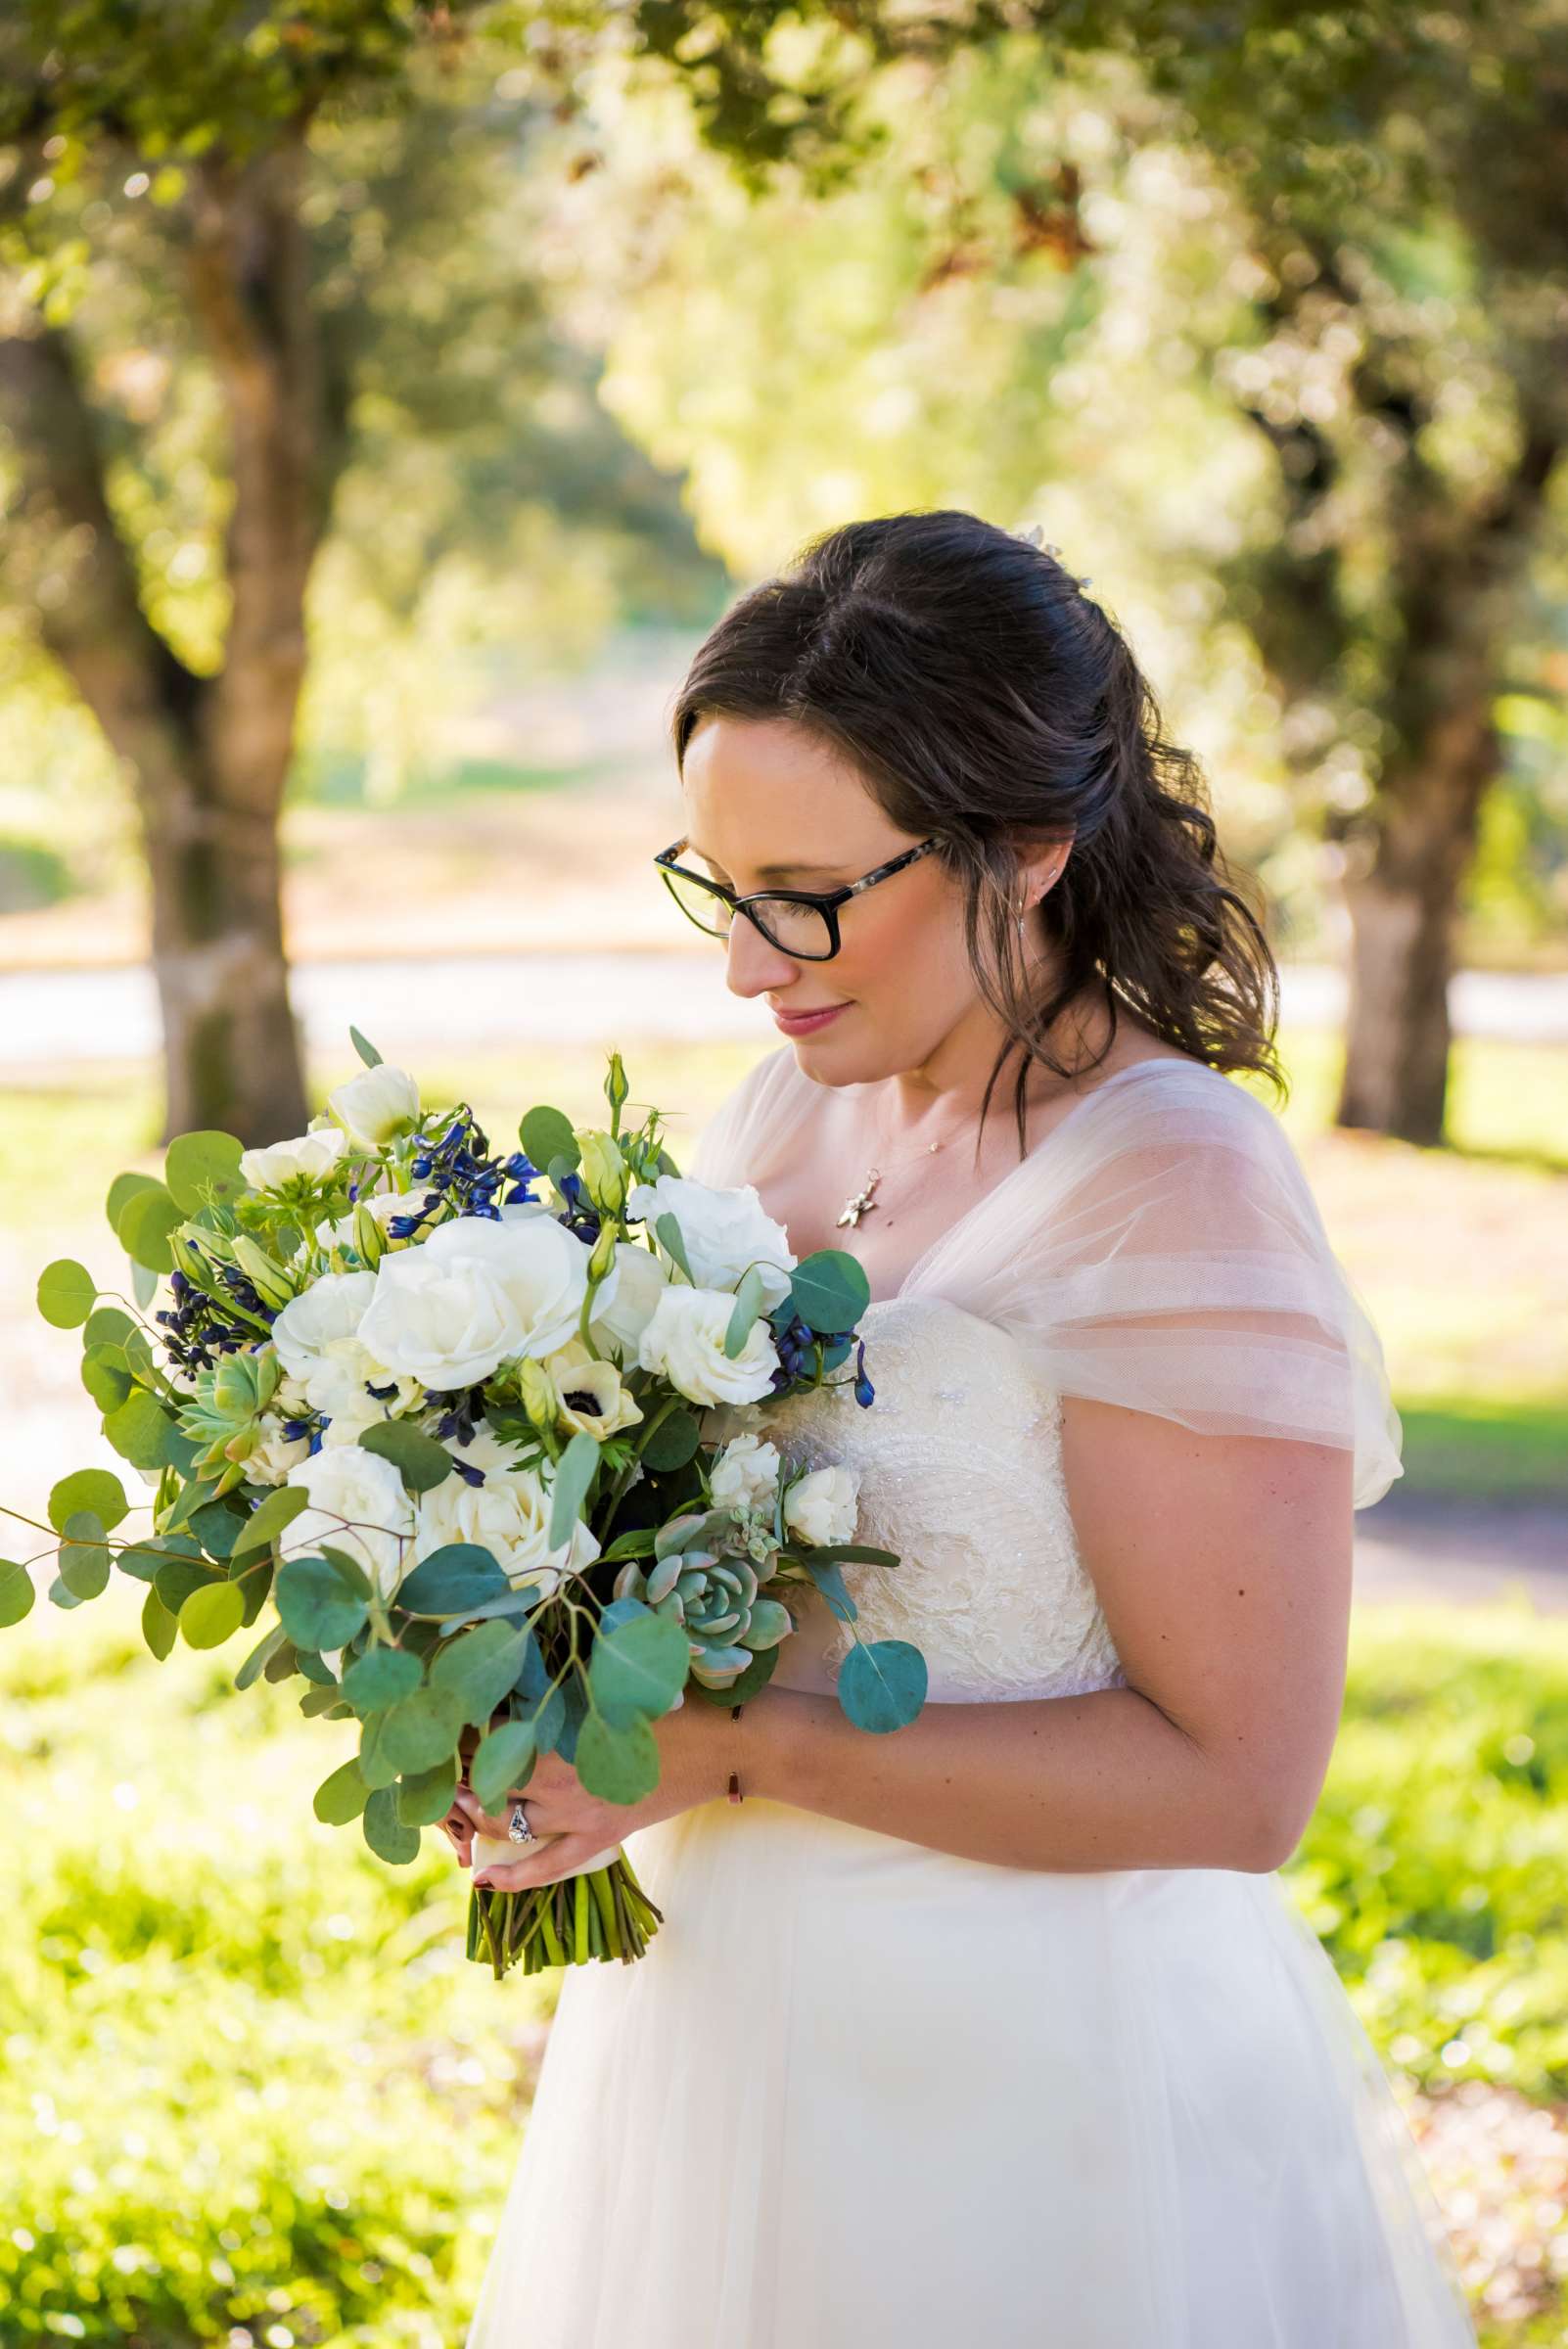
[[0, 132, 331, 1143], [1335, 714, 1498, 1145], [140, 768, 307, 1141]]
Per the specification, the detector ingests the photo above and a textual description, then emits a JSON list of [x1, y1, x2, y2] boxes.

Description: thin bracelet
[[728, 1701, 745, 1802]]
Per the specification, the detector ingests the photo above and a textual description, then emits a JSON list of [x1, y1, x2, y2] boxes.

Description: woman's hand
[[445, 1694, 739, 1893]]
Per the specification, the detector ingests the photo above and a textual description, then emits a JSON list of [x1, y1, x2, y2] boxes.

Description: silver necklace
[[836, 1121, 962, 1231]]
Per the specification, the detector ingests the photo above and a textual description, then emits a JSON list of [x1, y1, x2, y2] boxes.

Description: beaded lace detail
[[711, 1294, 1129, 1706]]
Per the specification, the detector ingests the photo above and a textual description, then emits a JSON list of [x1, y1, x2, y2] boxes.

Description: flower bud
[[574, 1130, 627, 1217]]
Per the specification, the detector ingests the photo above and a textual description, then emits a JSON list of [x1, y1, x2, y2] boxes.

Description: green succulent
[[177, 1346, 282, 1479], [612, 1518, 792, 1690]]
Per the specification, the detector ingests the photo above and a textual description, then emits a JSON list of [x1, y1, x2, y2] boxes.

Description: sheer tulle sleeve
[[682, 1046, 802, 1192], [903, 1063, 1406, 1512]]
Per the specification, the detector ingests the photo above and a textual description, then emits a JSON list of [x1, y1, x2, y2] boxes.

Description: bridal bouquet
[[13, 1036, 928, 1976]]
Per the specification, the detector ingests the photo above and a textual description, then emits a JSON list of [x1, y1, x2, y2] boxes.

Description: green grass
[[1, 1591, 1562, 2344]]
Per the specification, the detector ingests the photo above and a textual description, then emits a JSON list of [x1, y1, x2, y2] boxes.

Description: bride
[[450, 511, 1478, 2344]]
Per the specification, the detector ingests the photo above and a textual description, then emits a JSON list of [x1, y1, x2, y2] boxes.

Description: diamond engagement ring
[[508, 1801, 536, 1845]]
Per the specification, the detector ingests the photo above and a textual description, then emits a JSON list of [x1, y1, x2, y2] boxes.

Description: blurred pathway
[[6, 955, 1568, 1068]]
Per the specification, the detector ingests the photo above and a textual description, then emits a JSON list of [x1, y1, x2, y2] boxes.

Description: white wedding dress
[[464, 1048, 1478, 2347]]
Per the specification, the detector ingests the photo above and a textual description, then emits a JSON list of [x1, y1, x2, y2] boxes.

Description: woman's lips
[[771, 1001, 849, 1035]]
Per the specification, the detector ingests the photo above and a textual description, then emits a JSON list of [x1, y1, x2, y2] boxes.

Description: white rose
[[782, 1464, 860, 1548], [624, 1174, 797, 1312], [240, 1127, 349, 1191], [420, 1211, 590, 1360], [710, 1432, 783, 1515], [414, 1419, 602, 1597], [247, 1411, 313, 1487], [270, 1271, 378, 1380], [327, 1063, 422, 1151], [634, 1284, 780, 1407], [357, 1246, 524, 1390], [281, 1443, 415, 1606], [585, 1239, 669, 1359]]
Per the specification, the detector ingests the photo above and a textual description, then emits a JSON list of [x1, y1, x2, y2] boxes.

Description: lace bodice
[[705, 1293, 1130, 1706]]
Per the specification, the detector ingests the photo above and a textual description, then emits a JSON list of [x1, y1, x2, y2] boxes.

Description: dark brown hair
[[670, 507, 1285, 1157]]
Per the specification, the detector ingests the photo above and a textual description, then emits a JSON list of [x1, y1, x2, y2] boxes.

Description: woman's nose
[[724, 912, 800, 997]]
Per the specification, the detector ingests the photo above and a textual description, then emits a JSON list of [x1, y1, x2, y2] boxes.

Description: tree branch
[[0, 321, 205, 775]]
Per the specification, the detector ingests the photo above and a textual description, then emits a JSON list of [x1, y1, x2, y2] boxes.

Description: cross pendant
[[837, 1173, 881, 1228]]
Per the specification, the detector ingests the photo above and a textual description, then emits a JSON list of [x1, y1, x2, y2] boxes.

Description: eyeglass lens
[[663, 854, 834, 958]]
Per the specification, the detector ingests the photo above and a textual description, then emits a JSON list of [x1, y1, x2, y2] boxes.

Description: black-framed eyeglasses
[[653, 835, 941, 961]]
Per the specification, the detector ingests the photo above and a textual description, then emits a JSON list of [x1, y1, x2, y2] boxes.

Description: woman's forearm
[[735, 1681, 1282, 1875]]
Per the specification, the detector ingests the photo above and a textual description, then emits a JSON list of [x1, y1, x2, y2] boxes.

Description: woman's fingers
[[473, 1836, 588, 1893]]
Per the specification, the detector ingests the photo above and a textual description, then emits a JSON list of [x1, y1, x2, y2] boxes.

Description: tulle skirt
[[463, 1792, 1478, 2347]]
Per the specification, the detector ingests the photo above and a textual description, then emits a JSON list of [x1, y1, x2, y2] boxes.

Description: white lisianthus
[[413, 1420, 602, 1598], [327, 1062, 422, 1151], [624, 1174, 797, 1312], [585, 1239, 669, 1359], [247, 1411, 313, 1487], [635, 1284, 780, 1407], [539, 1336, 645, 1440], [281, 1443, 415, 1605], [270, 1271, 378, 1380], [239, 1127, 349, 1191], [358, 1246, 524, 1391], [420, 1211, 590, 1360], [710, 1432, 783, 1515], [783, 1463, 859, 1547]]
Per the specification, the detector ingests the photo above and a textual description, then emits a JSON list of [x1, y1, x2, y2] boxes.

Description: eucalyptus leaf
[[165, 1129, 246, 1213], [573, 1710, 660, 1806], [130, 1259, 160, 1310], [314, 1757, 370, 1824], [154, 1555, 217, 1615], [103, 1389, 182, 1472], [394, 1543, 510, 1617], [59, 1509, 111, 1600], [362, 1784, 421, 1864], [275, 1554, 369, 1653], [395, 1755, 458, 1827], [470, 1718, 536, 1810], [837, 1637, 928, 1733], [640, 1407, 700, 1473], [789, 1248, 871, 1336], [48, 1468, 128, 1536], [802, 1553, 858, 1624], [235, 1620, 290, 1690], [341, 1645, 423, 1713], [428, 1620, 530, 1727], [141, 1585, 178, 1661], [36, 1258, 96, 1329], [349, 1025, 384, 1068], [722, 1264, 766, 1359], [180, 1580, 247, 1648], [231, 1483, 308, 1558], [80, 1345, 133, 1414], [357, 1418, 454, 1494], [107, 1170, 161, 1229], [652, 1210, 694, 1285], [83, 1306, 136, 1349], [0, 1560, 35, 1628], [588, 1610, 689, 1727], [519, 1103, 577, 1174], [380, 1685, 466, 1775], [546, 1430, 599, 1551], [117, 1183, 183, 1274]]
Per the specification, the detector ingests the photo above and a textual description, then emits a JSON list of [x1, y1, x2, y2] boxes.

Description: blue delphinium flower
[[853, 1337, 875, 1408]]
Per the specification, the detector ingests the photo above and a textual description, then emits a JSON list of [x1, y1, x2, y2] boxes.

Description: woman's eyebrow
[[687, 845, 847, 882]]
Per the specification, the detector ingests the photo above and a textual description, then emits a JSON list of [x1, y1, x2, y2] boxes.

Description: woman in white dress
[[451, 510, 1478, 2345]]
